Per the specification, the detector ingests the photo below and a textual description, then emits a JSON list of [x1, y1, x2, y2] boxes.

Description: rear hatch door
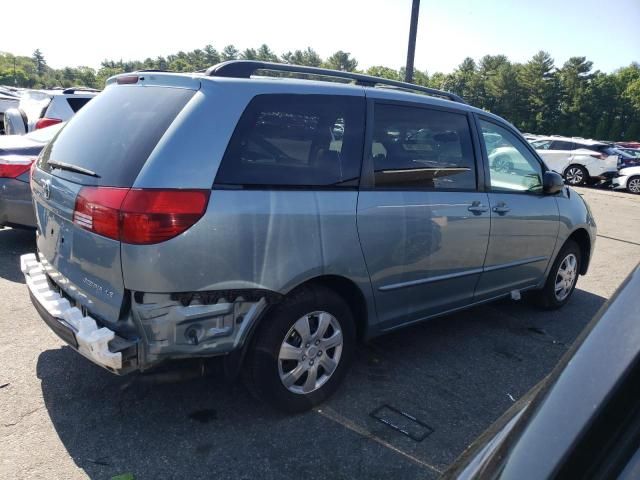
[[32, 84, 196, 325]]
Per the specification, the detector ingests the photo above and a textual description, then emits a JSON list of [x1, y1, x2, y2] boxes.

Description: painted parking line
[[596, 234, 640, 247], [315, 406, 443, 476]]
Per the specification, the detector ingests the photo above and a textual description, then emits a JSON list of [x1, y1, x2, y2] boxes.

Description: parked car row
[[521, 134, 640, 194], [3, 87, 98, 135]]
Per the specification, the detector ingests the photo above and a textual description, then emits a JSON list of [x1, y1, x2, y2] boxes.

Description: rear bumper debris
[[21, 253, 137, 373]]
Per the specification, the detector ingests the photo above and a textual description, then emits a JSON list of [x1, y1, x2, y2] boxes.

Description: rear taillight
[[120, 190, 210, 244], [34, 118, 63, 130], [73, 187, 210, 245], [0, 157, 35, 178], [589, 152, 607, 160], [73, 187, 129, 240]]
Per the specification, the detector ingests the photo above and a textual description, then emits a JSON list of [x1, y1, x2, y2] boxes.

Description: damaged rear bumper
[[21, 253, 137, 374], [21, 252, 275, 375]]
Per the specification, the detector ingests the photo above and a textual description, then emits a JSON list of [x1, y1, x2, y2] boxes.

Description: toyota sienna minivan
[[22, 61, 596, 412]]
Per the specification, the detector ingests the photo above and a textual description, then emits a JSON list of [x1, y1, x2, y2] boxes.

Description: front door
[[474, 118, 560, 301], [357, 101, 490, 331]]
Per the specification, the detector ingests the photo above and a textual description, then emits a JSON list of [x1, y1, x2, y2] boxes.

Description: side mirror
[[543, 171, 564, 194]]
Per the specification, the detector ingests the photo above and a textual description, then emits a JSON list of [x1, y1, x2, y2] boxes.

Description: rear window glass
[[215, 94, 365, 187], [65, 97, 92, 113], [38, 86, 194, 187]]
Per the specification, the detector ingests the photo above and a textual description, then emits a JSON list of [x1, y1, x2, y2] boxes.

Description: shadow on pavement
[[37, 287, 605, 480], [0, 227, 36, 284]]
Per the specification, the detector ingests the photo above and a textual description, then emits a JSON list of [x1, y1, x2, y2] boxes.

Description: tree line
[[1, 45, 639, 140]]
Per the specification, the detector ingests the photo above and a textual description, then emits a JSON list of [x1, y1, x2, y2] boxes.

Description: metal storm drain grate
[[370, 404, 434, 442]]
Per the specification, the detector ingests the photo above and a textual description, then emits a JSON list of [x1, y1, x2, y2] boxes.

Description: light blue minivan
[[22, 61, 596, 412]]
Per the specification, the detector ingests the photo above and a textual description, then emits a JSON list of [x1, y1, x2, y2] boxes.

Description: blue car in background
[[0, 123, 64, 229]]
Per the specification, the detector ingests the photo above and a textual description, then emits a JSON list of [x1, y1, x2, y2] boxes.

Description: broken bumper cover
[[21, 253, 136, 374]]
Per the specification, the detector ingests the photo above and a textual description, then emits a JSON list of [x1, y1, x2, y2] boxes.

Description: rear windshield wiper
[[47, 160, 101, 178]]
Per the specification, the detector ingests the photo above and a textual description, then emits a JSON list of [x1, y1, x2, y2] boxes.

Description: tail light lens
[[73, 187, 210, 244], [0, 156, 35, 178], [120, 190, 210, 244], [73, 187, 129, 240], [34, 118, 63, 130], [589, 152, 607, 160]]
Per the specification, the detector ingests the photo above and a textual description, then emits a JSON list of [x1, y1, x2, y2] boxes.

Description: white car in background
[[530, 136, 619, 186], [0, 87, 21, 135], [3, 87, 98, 135], [612, 166, 640, 194]]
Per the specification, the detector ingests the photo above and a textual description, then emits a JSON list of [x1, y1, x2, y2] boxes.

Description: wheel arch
[[567, 228, 592, 275], [285, 275, 369, 342], [224, 274, 370, 379]]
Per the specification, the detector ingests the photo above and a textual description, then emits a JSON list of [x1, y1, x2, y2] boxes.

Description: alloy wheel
[[554, 253, 578, 301], [628, 177, 640, 194], [565, 168, 584, 185], [278, 311, 343, 395]]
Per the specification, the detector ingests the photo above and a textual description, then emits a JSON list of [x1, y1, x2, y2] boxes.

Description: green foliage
[[281, 48, 322, 67], [323, 51, 358, 72], [1, 47, 638, 140], [366, 66, 401, 80]]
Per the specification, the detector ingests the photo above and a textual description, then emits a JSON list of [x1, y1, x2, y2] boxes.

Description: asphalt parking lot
[[1, 187, 639, 480]]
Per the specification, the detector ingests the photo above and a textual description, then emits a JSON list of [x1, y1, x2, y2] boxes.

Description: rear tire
[[627, 176, 640, 194], [564, 165, 588, 186], [533, 240, 581, 310], [243, 285, 355, 413]]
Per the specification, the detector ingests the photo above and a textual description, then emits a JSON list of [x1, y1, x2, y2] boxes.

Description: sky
[[3, 0, 639, 73]]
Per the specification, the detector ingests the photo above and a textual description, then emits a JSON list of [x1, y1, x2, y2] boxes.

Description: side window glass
[[532, 140, 552, 150], [370, 104, 476, 189], [480, 120, 544, 193], [550, 140, 574, 151], [216, 94, 365, 187]]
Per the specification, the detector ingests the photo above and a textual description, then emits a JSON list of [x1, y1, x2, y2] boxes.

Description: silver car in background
[[22, 61, 596, 412], [0, 123, 64, 228]]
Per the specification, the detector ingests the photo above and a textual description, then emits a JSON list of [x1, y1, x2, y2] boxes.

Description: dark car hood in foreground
[[444, 264, 640, 479]]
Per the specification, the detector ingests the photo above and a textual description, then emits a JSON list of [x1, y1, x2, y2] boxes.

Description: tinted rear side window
[[39, 86, 194, 186], [65, 97, 92, 113], [369, 104, 476, 189], [580, 143, 609, 152], [550, 140, 574, 150], [215, 94, 365, 187]]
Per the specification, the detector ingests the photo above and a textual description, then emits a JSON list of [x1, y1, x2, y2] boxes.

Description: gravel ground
[[1, 186, 638, 480]]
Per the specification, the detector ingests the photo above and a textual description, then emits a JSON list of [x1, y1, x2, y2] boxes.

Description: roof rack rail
[[62, 87, 101, 94], [204, 60, 465, 104]]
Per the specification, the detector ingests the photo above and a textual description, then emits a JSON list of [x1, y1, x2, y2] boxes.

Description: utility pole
[[13, 57, 17, 86], [405, 0, 420, 83]]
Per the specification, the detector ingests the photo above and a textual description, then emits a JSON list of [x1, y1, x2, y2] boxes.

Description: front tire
[[564, 165, 588, 186], [627, 176, 640, 194], [534, 240, 581, 309], [243, 285, 355, 413]]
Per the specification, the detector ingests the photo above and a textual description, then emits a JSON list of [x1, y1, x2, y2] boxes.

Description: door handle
[[492, 202, 511, 214], [468, 201, 488, 215]]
